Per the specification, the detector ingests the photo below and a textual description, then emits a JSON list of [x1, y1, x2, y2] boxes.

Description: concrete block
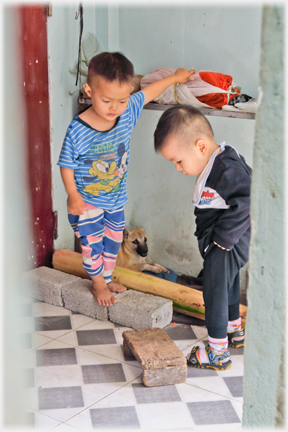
[[123, 328, 187, 386], [108, 289, 172, 329], [21, 266, 80, 307], [62, 279, 108, 321], [21, 267, 173, 326]]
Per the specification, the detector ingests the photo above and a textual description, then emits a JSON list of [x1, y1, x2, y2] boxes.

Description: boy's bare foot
[[107, 281, 126, 293], [90, 275, 118, 306]]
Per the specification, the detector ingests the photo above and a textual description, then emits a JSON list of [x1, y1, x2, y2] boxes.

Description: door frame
[[19, 4, 54, 268]]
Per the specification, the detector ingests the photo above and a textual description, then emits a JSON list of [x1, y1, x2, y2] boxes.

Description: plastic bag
[[140, 67, 241, 108], [222, 87, 263, 113]]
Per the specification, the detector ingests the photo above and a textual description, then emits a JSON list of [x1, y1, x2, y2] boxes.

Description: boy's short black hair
[[154, 105, 214, 152], [88, 51, 134, 85]]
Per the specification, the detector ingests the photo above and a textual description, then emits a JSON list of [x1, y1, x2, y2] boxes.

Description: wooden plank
[[144, 102, 256, 120], [78, 97, 256, 120], [78, 96, 255, 119]]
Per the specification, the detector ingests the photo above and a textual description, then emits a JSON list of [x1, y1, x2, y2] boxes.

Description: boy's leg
[[102, 207, 126, 292], [227, 273, 245, 348], [228, 273, 240, 321], [202, 244, 232, 339], [76, 205, 105, 277], [187, 243, 243, 370], [68, 205, 118, 306], [203, 233, 249, 338], [226, 233, 249, 348]]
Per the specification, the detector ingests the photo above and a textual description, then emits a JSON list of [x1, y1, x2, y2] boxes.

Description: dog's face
[[123, 227, 148, 257]]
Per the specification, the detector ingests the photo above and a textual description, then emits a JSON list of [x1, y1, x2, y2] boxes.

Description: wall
[[48, 3, 97, 251], [242, 5, 285, 427], [117, 5, 261, 96], [3, 6, 35, 427]]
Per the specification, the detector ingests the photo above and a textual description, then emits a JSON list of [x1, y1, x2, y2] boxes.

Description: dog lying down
[[116, 226, 204, 292], [116, 227, 170, 274]]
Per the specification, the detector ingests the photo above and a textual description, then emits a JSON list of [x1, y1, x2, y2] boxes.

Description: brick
[[108, 289, 172, 329], [123, 328, 187, 386], [62, 279, 108, 321], [21, 266, 80, 307]]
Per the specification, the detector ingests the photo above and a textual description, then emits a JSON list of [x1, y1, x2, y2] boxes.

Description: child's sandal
[[228, 328, 245, 348], [187, 345, 232, 371]]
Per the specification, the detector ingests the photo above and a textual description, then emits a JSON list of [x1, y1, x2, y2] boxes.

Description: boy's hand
[[174, 68, 195, 83], [67, 191, 86, 215], [142, 67, 195, 105], [214, 241, 231, 251]]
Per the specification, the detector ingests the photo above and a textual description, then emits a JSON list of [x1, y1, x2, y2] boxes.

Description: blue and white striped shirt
[[58, 91, 145, 210]]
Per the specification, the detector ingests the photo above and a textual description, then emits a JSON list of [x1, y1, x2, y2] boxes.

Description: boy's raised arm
[[141, 68, 195, 105]]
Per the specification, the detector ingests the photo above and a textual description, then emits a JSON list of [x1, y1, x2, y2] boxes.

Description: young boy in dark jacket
[[154, 105, 251, 370]]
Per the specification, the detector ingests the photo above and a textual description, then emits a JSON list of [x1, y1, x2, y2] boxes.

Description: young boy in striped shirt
[[58, 52, 194, 307]]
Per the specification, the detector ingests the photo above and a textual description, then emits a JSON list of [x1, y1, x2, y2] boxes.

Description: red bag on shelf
[[140, 67, 241, 108], [189, 71, 241, 108]]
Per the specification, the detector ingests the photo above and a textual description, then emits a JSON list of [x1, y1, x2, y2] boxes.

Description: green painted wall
[[3, 7, 35, 427], [48, 4, 97, 251], [242, 5, 285, 428]]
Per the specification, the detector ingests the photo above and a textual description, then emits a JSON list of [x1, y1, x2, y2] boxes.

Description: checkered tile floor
[[21, 297, 244, 431]]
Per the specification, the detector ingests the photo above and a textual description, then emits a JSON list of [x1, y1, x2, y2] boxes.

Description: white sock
[[189, 336, 229, 364], [208, 336, 229, 355], [227, 318, 244, 341]]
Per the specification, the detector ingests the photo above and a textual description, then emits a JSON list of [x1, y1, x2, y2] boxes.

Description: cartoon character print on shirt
[[83, 143, 128, 197], [117, 143, 128, 178]]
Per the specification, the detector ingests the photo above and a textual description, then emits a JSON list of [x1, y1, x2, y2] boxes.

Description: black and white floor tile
[[20, 297, 244, 431]]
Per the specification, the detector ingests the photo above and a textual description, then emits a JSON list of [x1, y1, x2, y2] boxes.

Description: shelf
[[144, 102, 256, 120], [78, 98, 255, 120]]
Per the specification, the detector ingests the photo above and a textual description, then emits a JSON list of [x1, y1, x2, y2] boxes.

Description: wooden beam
[[52, 248, 247, 325]]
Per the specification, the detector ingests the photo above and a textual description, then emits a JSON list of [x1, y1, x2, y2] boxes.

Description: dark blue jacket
[[194, 145, 252, 254]]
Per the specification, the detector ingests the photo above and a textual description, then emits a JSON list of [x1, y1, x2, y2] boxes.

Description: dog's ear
[[123, 228, 129, 239]]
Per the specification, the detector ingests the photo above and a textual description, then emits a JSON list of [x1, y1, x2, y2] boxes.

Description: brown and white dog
[[116, 227, 170, 274]]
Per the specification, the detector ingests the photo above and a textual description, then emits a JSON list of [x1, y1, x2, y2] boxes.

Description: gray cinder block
[[21, 267, 173, 326], [108, 290, 172, 329], [62, 279, 108, 321], [21, 266, 80, 307]]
